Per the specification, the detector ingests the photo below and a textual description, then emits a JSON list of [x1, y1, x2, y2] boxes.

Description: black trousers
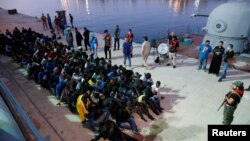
[[114, 38, 120, 50], [84, 39, 90, 50], [104, 46, 111, 59]]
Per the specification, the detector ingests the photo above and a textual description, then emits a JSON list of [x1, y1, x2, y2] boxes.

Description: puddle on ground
[[141, 117, 169, 141]]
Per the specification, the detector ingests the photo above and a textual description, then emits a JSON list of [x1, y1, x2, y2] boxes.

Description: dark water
[[0, 0, 235, 42]]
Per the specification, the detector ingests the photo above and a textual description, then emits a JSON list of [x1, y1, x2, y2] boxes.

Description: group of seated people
[[0, 27, 165, 141]]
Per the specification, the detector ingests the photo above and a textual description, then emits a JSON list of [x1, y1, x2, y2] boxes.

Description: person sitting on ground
[[152, 81, 164, 100], [76, 94, 91, 124], [140, 73, 153, 86], [91, 120, 139, 141], [109, 98, 139, 134], [136, 95, 155, 122], [143, 86, 163, 115]]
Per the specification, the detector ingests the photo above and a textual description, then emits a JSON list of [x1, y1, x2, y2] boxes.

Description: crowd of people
[[0, 27, 165, 141]]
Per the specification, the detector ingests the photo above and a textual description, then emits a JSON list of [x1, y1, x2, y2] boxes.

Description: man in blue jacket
[[198, 40, 212, 71]]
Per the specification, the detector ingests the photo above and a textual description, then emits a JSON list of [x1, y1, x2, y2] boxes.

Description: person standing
[[126, 29, 134, 57], [166, 36, 179, 68], [208, 41, 225, 76], [141, 36, 151, 67], [65, 27, 74, 48], [126, 29, 134, 43], [75, 28, 83, 47], [114, 25, 120, 50], [83, 27, 90, 51], [198, 40, 212, 71], [54, 16, 61, 34], [218, 44, 234, 82], [90, 32, 98, 58], [103, 30, 112, 59], [47, 14, 54, 31], [41, 13, 48, 30], [69, 13, 74, 27], [123, 38, 132, 68], [223, 81, 244, 125], [167, 31, 177, 45]]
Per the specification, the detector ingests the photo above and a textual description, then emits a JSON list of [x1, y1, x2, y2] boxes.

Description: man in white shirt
[[152, 81, 164, 100]]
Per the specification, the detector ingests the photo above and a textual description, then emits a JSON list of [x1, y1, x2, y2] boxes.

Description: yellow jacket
[[138, 95, 146, 103], [88, 79, 98, 85], [76, 95, 91, 122]]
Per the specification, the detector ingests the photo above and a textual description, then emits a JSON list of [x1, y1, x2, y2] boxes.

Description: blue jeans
[[198, 58, 207, 71], [90, 45, 98, 58], [117, 117, 138, 131], [87, 109, 110, 127], [124, 54, 131, 67], [220, 62, 228, 79], [150, 96, 162, 112]]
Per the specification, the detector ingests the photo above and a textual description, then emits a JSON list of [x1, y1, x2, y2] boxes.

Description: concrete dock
[[0, 8, 250, 141]]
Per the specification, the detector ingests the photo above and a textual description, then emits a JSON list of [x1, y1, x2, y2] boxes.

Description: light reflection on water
[[0, 0, 235, 42]]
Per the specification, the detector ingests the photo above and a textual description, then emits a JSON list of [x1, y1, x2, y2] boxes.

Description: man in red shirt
[[166, 36, 179, 68]]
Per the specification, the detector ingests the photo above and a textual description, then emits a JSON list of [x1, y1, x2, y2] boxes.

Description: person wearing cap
[[103, 29, 112, 59], [141, 36, 151, 67], [223, 81, 244, 125]]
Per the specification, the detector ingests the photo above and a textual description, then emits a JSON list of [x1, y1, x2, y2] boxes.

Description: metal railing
[[0, 80, 45, 141]]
